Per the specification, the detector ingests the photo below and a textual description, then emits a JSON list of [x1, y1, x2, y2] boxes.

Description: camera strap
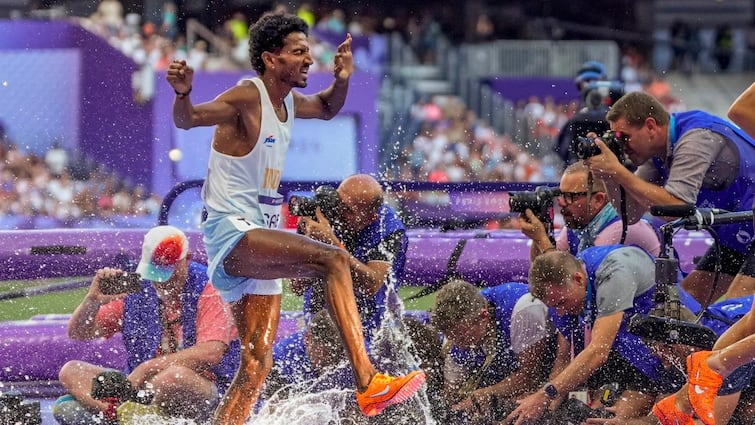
[[406, 239, 467, 301], [618, 186, 628, 245]]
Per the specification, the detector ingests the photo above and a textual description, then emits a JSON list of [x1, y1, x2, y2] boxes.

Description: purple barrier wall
[[0, 228, 206, 281], [0, 20, 152, 188], [0, 318, 127, 383], [0, 312, 305, 389], [484, 77, 580, 104], [0, 228, 712, 284]]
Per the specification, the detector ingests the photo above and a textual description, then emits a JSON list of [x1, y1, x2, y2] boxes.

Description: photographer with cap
[[585, 91, 755, 305], [54, 225, 240, 424], [290, 173, 408, 337], [519, 161, 660, 260], [556, 61, 626, 166]]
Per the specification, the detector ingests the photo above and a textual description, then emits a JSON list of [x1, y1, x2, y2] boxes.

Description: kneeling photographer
[[515, 161, 660, 261], [54, 225, 240, 425], [290, 174, 408, 336]]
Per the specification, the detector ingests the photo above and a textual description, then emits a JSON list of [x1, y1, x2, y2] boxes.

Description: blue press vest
[[271, 330, 359, 391], [653, 111, 755, 253], [304, 204, 408, 333], [680, 291, 753, 337], [122, 262, 241, 393], [449, 282, 530, 388], [551, 245, 662, 380], [566, 213, 621, 255]]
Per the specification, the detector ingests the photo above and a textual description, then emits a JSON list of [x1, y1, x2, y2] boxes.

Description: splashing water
[[122, 205, 439, 425]]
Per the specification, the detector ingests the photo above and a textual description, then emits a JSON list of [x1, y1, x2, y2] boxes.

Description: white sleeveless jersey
[[201, 77, 294, 229]]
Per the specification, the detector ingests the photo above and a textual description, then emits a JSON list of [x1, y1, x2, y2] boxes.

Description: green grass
[[0, 282, 437, 322]]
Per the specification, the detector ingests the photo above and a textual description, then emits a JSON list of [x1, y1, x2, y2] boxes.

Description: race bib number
[[260, 195, 283, 229]]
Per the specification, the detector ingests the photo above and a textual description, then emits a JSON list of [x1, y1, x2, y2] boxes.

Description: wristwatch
[[543, 382, 558, 399]]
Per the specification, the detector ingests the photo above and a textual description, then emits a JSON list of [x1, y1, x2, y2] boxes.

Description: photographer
[[53, 225, 240, 424], [555, 61, 623, 166], [506, 246, 666, 425], [585, 91, 755, 305], [292, 174, 408, 337], [432, 280, 555, 424], [519, 162, 660, 261]]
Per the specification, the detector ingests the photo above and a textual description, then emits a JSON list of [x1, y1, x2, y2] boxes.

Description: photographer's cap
[[575, 60, 607, 86], [136, 225, 189, 282]]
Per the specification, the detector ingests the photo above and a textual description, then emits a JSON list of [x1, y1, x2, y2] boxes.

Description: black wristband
[[174, 86, 192, 98]]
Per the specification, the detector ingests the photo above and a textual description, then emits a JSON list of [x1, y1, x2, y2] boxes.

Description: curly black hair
[[248, 12, 309, 73]]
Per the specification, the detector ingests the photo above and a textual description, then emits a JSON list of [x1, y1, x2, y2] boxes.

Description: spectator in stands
[[519, 161, 660, 261], [586, 91, 755, 305], [292, 174, 408, 338], [507, 246, 666, 424], [44, 142, 69, 178], [296, 2, 316, 28], [159, 1, 179, 41], [317, 8, 347, 34], [432, 280, 555, 423], [92, 0, 123, 36], [54, 225, 240, 424]]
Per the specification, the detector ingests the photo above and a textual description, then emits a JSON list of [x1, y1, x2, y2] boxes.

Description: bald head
[[338, 174, 384, 214], [337, 174, 384, 232]]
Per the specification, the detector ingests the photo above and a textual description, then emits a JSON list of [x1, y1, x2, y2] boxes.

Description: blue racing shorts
[[203, 212, 283, 302]]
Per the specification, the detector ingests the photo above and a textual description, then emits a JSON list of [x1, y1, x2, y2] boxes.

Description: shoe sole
[[361, 371, 426, 417]]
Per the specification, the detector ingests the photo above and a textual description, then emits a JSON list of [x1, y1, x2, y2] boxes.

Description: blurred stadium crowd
[[0, 0, 747, 227]]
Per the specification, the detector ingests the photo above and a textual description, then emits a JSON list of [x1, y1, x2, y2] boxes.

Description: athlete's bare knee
[[58, 360, 84, 382], [321, 247, 349, 271]]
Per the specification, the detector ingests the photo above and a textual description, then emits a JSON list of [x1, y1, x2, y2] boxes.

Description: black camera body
[[288, 185, 341, 224], [100, 272, 142, 295], [91, 371, 152, 405], [558, 397, 614, 424], [0, 390, 41, 425], [574, 130, 628, 161], [509, 186, 560, 225]]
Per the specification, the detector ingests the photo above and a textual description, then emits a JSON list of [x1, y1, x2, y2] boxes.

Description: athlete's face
[[270, 32, 313, 88]]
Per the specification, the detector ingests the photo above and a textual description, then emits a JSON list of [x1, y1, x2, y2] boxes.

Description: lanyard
[[570, 277, 595, 360], [653, 114, 677, 179]]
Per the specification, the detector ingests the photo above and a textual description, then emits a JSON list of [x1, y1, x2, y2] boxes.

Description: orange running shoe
[[687, 351, 724, 425], [356, 370, 426, 417], [652, 393, 694, 425]]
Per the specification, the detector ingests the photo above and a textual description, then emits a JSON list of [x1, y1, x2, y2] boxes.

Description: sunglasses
[[559, 191, 589, 205]]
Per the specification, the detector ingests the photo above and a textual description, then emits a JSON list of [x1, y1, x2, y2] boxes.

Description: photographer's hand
[[300, 208, 341, 246], [519, 210, 555, 262], [68, 268, 128, 340], [519, 210, 552, 248]]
